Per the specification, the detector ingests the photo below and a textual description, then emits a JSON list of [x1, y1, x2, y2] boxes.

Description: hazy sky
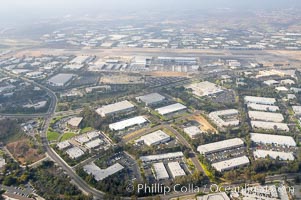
[[1, 0, 300, 25]]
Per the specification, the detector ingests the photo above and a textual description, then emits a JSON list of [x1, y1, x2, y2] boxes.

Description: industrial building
[[155, 103, 187, 116], [209, 109, 239, 128], [167, 162, 186, 178], [251, 121, 289, 132], [247, 103, 279, 112], [66, 147, 85, 159], [152, 162, 169, 180], [140, 152, 184, 163], [248, 111, 284, 122], [185, 81, 224, 97], [47, 73, 75, 87], [136, 130, 170, 146], [197, 138, 244, 155], [67, 117, 83, 129], [212, 156, 250, 172], [109, 116, 147, 131], [244, 96, 276, 105], [56, 141, 71, 150], [96, 100, 135, 117], [83, 162, 124, 181], [197, 192, 230, 200], [292, 106, 301, 116], [183, 126, 202, 139], [70, 55, 91, 64], [85, 138, 103, 149], [253, 150, 295, 161], [157, 57, 197, 65], [136, 93, 166, 106], [250, 133, 296, 147]]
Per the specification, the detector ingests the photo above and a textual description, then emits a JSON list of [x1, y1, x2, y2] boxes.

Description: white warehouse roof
[[197, 192, 230, 200], [136, 93, 165, 105], [185, 81, 224, 97], [57, 141, 71, 150], [96, 100, 135, 117], [248, 111, 284, 122], [109, 116, 147, 131], [153, 162, 169, 180], [244, 96, 276, 105], [212, 156, 250, 172], [140, 152, 184, 163], [83, 162, 124, 181], [66, 147, 84, 159], [155, 103, 187, 115], [247, 103, 279, 112], [47, 73, 75, 86], [197, 138, 244, 155], [251, 121, 289, 132], [209, 109, 239, 127], [254, 150, 294, 161], [251, 133, 296, 147], [167, 162, 186, 178], [184, 126, 202, 139], [138, 130, 170, 146]]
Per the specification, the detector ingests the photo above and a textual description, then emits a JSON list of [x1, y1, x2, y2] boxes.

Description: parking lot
[[0, 183, 35, 198]]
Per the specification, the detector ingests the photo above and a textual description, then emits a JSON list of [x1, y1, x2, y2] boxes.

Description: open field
[[6, 139, 45, 165]]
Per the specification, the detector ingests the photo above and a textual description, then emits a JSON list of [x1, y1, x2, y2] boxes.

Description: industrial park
[[0, 0, 301, 200]]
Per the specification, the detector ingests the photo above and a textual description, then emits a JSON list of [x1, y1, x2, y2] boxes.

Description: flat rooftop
[[248, 111, 284, 122], [254, 150, 294, 161], [109, 116, 147, 131], [197, 138, 244, 155], [96, 100, 135, 117], [244, 96, 276, 105], [212, 156, 250, 172], [155, 103, 187, 115], [136, 93, 165, 105], [251, 133, 296, 147]]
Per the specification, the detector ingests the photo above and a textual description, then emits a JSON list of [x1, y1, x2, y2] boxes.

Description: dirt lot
[[190, 114, 217, 133], [6, 139, 45, 165]]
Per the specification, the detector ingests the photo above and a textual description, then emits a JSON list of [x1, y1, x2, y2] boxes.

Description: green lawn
[[47, 131, 60, 141], [80, 127, 93, 134], [60, 132, 76, 141]]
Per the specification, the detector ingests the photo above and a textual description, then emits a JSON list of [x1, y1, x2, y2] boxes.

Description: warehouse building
[[140, 152, 184, 163], [251, 121, 289, 132], [167, 162, 186, 178], [66, 147, 84, 159], [183, 126, 202, 139], [96, 100, 135, 117], [197, 138, 244, 155], [153, 162, 169, 180], [292, 106, 301, 116], [247, 103, 279, 112], [136, 130, 170, 146], [209, 109, 239, 128], [70, 55, 91, 64], [212, 156, 250, 172], [67, 117, 83, 129], [244, 96, 276, 105], [57, 141, 71, 150], [85, 138, 103, 149], [251, 133, 296, 147], [248, 111, 284, 122], [253, 150, 294, 161], [136, 93, 166, 106], [47, 73, 75, 87], [155, 103, 187, 116], [185, 81, 224, 97], [109, 116, 147, 131], [83, 162, 124, 181]]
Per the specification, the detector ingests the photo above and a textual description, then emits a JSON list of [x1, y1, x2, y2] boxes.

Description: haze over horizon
[[1, 0, 301, 26]]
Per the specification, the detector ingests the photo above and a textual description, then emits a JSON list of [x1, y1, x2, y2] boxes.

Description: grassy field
[[200, 161, 215, 182], [47, 131, 60, 141], [60, 132, 76, 141]]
